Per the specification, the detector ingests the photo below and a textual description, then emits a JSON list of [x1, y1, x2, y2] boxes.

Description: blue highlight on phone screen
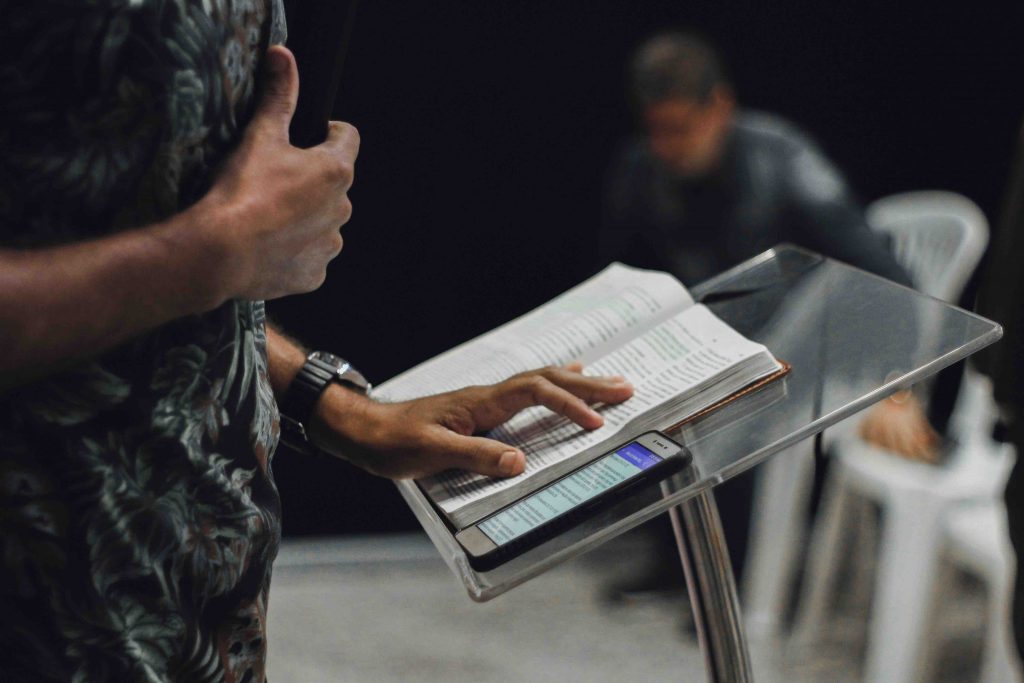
[[477, 443, 662, 546]]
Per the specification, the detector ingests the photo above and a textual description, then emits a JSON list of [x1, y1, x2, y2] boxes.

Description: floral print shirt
[[0, 1, 287, 681]]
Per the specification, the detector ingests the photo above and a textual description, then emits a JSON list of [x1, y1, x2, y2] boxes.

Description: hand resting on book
[[374, 264, 785, 523], [307, 363, 634, 480]]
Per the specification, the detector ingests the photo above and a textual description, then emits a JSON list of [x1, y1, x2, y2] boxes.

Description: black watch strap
[[279, 353, 370, 445], [281, 358, 337, 437]]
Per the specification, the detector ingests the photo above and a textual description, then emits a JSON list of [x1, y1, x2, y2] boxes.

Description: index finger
[[493, 376, 606, 430], [482, 372, 634, 432], [532, 367, 634, 405]]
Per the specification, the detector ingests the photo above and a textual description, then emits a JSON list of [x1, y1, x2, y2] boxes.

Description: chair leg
[[791, 466, 856, 644], [742, 443, 816, 639], [863, 492, 945, 683], [846, 495, 879, 613], [981, 543, 1022, 683]]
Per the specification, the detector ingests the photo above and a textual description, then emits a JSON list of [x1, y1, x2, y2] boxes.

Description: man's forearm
[[266, 324, 308, 397], [0, 202, 231, 391], [1, 44, 362, 394]]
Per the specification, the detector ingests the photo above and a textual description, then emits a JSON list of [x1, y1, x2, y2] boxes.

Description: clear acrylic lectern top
[[395, 245, 1002, 602]]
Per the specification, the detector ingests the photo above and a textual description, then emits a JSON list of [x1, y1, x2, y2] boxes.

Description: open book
[[375, 263, 787, 528]]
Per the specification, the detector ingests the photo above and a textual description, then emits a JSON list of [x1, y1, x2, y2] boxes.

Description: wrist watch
[[279, 350, 372, 448]]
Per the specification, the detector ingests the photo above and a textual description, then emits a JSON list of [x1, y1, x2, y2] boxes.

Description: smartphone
[[455, 431, 691, 571]]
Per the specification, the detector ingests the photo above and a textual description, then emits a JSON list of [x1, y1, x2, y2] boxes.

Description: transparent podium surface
[[394, 245, 1001, 678]]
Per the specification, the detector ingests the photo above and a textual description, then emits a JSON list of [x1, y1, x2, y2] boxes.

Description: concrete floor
[[266, 532, 989, 683]]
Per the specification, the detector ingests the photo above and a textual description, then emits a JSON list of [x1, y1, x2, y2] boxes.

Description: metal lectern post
[[666, 484, 754, 683]]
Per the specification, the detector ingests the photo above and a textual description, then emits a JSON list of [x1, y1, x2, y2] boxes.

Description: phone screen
[[476, 442, 664, 547]]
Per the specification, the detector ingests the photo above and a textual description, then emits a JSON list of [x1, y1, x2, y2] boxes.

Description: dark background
[[270, 0, 1024, 537]]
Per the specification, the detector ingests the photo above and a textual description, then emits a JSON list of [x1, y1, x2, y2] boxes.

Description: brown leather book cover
[[661, 359, 793, 433]]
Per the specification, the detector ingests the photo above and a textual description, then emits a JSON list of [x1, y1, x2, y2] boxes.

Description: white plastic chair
[[795, 370, 1015, 680], [742, 191, 989, 640], [868, 191, 989, 304], [742, 439, 816, 638], [939, 499, 1021, 683], [792, 192, 1001, 683]]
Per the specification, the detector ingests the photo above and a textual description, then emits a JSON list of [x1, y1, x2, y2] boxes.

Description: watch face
[[308, 351, 370, 395], [309, 351, 345, 369]]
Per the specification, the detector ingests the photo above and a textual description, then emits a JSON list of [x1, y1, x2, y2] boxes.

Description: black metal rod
[[286, 0, 361, 148]]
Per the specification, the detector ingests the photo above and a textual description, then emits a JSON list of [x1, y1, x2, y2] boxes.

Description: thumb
[[439, 432, 526, 478], [253, 44, 299, 139]]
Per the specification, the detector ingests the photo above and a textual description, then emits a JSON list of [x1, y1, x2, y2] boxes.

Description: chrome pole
[[665, 485, 754, 682]]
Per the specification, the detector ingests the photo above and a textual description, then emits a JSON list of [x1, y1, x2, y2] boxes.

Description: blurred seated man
[[600, 30, 909, 288], [602, 32, 943, 462], [599, 31, 936, 598]]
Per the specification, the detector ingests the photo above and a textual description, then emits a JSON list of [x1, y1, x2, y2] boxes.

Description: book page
[[421, 304, 777, 514], [375, 263, 693, 402]]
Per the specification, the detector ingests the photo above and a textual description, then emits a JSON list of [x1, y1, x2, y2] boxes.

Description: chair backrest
[[866, 191, 989, 304]]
